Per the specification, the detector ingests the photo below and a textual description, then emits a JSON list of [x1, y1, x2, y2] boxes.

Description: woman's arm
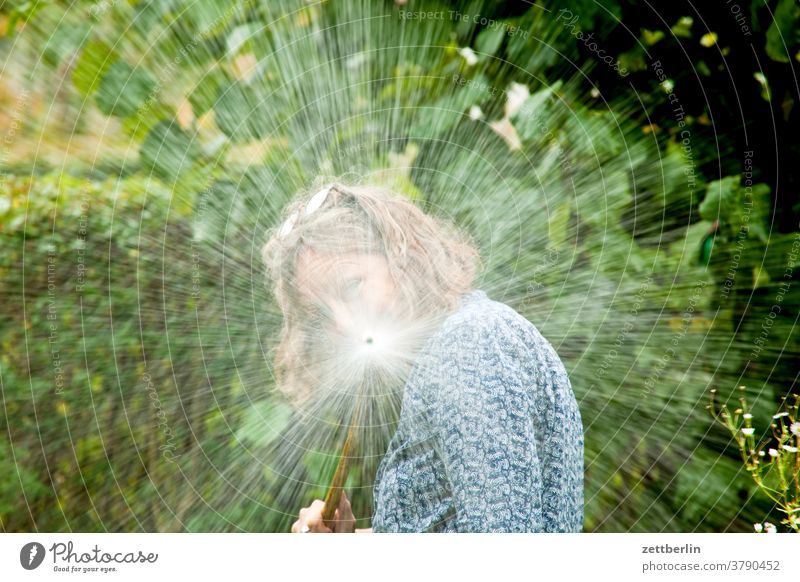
[[426, 316, 544, 532]]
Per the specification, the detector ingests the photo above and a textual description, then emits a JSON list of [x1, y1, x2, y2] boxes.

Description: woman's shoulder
[[404, 290, 575, 418], [429, 290, 571, 388], [436, 289, 540, 346]]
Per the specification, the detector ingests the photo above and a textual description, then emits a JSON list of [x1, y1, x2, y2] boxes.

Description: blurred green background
[[1, 0, 799, 532]]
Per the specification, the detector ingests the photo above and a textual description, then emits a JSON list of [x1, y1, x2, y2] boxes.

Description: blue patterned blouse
[[371, 290, 584, 532]]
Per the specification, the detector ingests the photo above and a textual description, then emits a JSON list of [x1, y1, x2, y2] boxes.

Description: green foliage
[[709, 389, 800, 532], [72, 39, 118, 96], [138, 121, 202, 183], [213, 80, 275, 142], [42, 19, 91, 67], [700, 176, 772, 242], [236, 400, 293, 447], [766, 0, 800, 62], [1, 0, 798, 535], [94, 60, 157, 118]]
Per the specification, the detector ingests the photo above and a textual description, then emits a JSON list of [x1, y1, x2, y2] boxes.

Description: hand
[[291, 492, 355, 533]]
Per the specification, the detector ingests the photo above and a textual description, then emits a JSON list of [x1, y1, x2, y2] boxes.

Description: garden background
[[1, 0, 799, 532]]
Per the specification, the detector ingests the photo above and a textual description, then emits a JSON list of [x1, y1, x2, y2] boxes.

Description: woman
[[262, 182, 584, 533]]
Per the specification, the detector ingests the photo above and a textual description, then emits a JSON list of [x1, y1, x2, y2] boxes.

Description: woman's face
[[295, 249, 398, 337]]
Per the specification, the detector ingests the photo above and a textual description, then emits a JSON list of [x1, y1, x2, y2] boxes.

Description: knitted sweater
[[371, 290, 584, 532]]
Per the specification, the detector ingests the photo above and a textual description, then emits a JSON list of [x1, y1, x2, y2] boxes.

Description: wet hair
[[261, 181, 479, 402]]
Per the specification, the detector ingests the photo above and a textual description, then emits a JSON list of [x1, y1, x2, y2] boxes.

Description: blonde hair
[[261, 181, 480, 402]]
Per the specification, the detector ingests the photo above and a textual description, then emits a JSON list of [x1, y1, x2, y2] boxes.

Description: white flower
[[741, 428, 755, 436], [468, 105, 484, 121], [764, 522, 777, 533], [743, 413, 753, 419], [782, 445, 798, 453], [768, 448, 779, 458], [753, 523, 763, 532], [346, 52, 368, 70], [790, 422, 800, 436], [773, 412, 789, 419], [758, 450, 765, 456], [458, 47, 478, 66]]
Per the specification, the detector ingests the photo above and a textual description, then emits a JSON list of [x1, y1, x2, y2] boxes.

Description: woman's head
[[262, 181, 479, 401]]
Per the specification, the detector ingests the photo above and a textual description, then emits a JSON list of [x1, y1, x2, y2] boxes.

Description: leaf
[[564, 110, 625, 160], [475, 25, 505, 56], [213, 81, 274, 142], [548, 201, 572, 250], [672, 448, 754, 527], [138, 120, 201, 182], [188, 0, 239, 38], [510, 81, 563, 143], [700, 176, 771, 242], [699, 230, 715, 266], [120, 101, 175, 142], [641, 28, 664, 46], [617, 45, 647, 73], [302, 448, 337, 494], [94, 60, 157, 118], [4, 0, 46, 38], [753, 72, 772, 102], [765, 0, 798, 63], [236, 399, 293, 446], [226, 23, 262, 57], [752, 265, 771, 289], [670, 16, 693, 38], [42, 21, 90, 68], [407, 75, 491, 140]]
